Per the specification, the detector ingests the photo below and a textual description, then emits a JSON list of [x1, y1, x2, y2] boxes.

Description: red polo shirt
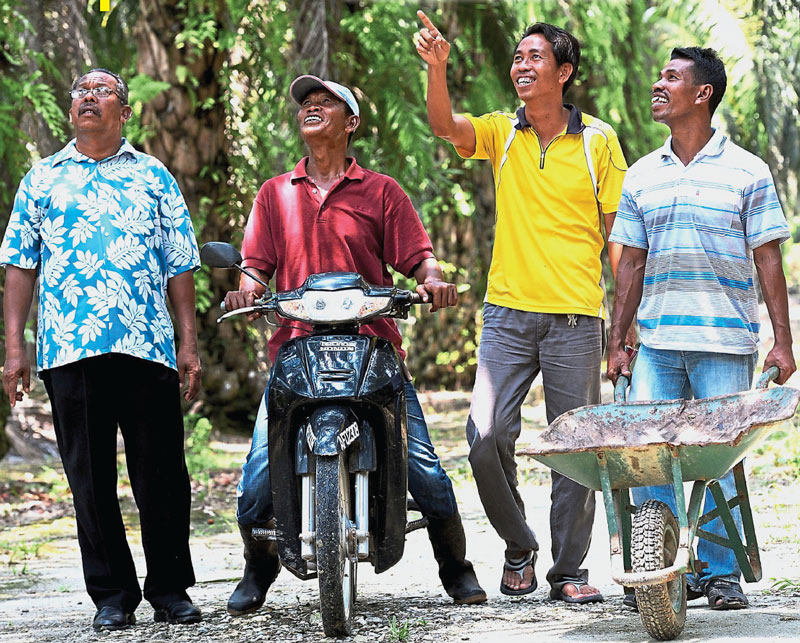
[[241, 157, 434, 362]]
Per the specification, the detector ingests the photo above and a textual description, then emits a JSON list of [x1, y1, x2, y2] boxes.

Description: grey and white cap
[[289, 75, 360, 117]]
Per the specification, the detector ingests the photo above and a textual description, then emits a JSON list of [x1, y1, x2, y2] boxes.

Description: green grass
[[0, 538, 53, 579], [389, 615, 428, 641], [750, 418, 800, 484], [762, 577, 800, 595]]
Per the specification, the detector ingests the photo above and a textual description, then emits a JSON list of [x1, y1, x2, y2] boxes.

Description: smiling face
[[651, 58, 711, 126], [68, 71, 131, 138], [510, 34, 573, 102], [297, 88, 359, 145]]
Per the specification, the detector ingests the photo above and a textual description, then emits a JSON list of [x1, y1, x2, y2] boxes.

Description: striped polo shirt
[[609, 129, 789, 354]]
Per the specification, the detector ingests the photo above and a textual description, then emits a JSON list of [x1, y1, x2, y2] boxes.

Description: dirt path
[[1, 479, 799, 643], [2, 339, 800, 643]]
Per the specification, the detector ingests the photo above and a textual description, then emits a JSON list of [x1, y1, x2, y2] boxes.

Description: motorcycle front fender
[[307, 406, 359, 456]]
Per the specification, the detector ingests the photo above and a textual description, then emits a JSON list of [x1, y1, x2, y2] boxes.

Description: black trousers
[[41, 354, 195, 611]]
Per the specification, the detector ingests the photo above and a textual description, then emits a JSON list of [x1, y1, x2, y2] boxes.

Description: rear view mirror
[[200, 242, 242, 268]]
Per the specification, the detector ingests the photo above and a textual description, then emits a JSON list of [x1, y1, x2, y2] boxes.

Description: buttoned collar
[[52, 137, 137, 166], [514, 103, 584, 134], [290, 156, 365, 183], [659, 128, 727, 164]]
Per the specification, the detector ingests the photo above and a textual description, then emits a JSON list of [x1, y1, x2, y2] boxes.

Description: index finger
[[416, 10, 439, 35]]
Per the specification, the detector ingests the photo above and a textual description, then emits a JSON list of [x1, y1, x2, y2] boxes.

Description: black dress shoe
[[92, 605, 136, 631], [153, 599, 202, 624]]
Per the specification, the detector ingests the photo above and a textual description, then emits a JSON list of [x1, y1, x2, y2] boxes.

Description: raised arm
[[414, 10, 476, 154]]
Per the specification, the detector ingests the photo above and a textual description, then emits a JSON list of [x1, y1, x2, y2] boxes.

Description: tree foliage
[[2, 0, 799, 433]]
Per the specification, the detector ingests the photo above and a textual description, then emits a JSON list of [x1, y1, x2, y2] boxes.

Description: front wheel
[[632, 499, 687, 641], [315, 454, 356, 637]]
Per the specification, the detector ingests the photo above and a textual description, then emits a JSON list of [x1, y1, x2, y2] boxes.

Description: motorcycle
[[200, 241, 429, 636]]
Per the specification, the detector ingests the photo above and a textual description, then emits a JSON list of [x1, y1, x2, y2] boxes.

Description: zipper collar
[[514, 103, 584, 134]]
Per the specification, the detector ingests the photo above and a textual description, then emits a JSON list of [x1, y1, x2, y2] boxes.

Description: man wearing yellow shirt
[[415, 12, 627, 603]]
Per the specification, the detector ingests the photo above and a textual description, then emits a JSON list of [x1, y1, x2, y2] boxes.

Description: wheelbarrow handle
[[614, 375, 630, 403], [755, 365, 780, 389]]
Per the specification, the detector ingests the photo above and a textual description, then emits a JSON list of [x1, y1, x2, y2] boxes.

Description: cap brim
[[290, 75, 330, 105]]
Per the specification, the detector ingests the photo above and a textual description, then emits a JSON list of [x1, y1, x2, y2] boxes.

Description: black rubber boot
[[426, 513, 487, 605], [227, 521, 281, 616]]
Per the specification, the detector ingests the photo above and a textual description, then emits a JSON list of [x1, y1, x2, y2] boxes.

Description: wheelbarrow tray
[[518, 385, 800, 491]]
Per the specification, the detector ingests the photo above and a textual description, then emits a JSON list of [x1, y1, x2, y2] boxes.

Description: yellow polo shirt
[[457, 105, 627, 318]]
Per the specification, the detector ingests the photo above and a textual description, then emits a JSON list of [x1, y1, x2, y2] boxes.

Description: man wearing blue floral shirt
[[1, 69, 203, 631]]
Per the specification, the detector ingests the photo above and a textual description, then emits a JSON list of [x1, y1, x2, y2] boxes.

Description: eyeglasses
[[69, 86, 120, 100]]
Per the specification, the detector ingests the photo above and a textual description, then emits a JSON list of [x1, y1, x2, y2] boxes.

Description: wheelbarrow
[[518, 366, 800, 640]]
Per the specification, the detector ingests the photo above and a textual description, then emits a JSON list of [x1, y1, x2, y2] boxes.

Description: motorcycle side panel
[[268, 334, 408, 579]]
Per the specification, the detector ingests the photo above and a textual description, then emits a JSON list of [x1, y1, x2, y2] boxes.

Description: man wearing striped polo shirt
[[607, 47, 795, 610]]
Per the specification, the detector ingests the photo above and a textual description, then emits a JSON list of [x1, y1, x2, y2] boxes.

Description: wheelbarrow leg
[[732, 461, 762, 581], [619, 487, 633, 574], [698, 461, 762, 582], [686, 479, 708, 576], [597, 453, 626, 567], [596, 454, 637, 584]]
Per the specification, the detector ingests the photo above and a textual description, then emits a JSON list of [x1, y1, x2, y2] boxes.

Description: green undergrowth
[[750, 416, 800, 485]]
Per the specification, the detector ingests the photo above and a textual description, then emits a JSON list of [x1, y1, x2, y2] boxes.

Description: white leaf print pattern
[[117, 296, 148, 335], [85, 281, 114, 317], [51, 310, 77, 347], [0, 141, 198, 372], [75, 249, 103, 278], [42, 247, 73, 286], [78, 313, 105, 345], [111, 206, 154, 236], [111, 331, 154, 358], [60, 274, 84, 307], [40, 214, 67, 247], [69, 217, 98, 245], [163, 229, 197, 272], [106, 235, 146, 270]]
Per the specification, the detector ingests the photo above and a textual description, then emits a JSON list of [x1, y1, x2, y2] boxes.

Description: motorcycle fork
[[300, 474, 317, 570], [354, 471, 369, 560], [300, 467, 370, 566]]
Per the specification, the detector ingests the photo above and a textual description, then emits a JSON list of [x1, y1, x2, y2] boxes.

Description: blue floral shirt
[[0, 139, 200, 372]]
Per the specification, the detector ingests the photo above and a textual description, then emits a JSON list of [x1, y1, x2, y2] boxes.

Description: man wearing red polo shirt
[[223, 75, 486, 615]]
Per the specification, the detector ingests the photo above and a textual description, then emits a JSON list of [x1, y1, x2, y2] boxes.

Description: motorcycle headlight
[[276, 289, 392, 323]]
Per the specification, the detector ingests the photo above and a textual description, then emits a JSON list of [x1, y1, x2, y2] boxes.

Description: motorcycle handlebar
[[218, 289, 425, 323], [223, 291, 424, 311]]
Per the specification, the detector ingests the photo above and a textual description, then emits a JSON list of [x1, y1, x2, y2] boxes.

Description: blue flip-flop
[[500, 551, 537, 596]]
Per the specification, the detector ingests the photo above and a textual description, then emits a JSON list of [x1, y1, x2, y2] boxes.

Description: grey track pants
[[466, 303, 602, 590]]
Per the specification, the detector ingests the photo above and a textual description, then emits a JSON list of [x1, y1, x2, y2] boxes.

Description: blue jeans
[[629, 345, 757, 589], [237, 380, 458, 525]]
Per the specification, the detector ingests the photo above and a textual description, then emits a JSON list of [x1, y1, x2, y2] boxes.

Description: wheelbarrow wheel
[[631, 500, 686, 641]]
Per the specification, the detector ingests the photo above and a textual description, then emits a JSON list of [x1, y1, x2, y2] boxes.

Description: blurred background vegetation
[[1, 0, 798, 440]]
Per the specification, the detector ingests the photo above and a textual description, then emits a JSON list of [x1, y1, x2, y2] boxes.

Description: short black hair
[[670, 47, 727, 115], [518, 23, 581, 95], [72, 68, 129, 104]]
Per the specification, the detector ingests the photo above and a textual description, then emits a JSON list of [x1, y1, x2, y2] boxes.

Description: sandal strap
[[559, 578, 590, 589], [707, 579, 743, 592], [503, 550, 535, 572], [706, 579, 746, 600]]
